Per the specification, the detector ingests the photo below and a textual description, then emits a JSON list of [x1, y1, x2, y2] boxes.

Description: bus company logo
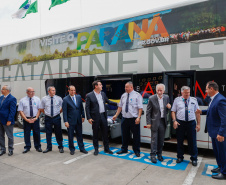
[[40, 14, 169, 49]]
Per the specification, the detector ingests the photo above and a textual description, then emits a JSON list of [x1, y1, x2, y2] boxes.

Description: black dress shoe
[[70, 151, 75, 155], [157, 155, 164, 162], [8, 151, 13, 156], [80, 149, 88, 154], [212, 173, 226, 180], [59, 148, 64, 153], [94, 149, 99, 156], [36, 148, 42, 152], [151, 156, 157, 163], [176, 158, 183, 163], [0, 151, 6, 156], [135, 153, 140, 157], [211, 167, 221, 173], [192, 160, 197, 166], [116, 150, 127, 154], [22, 149, 30, 154], [43, 148, 52, 153], [104, 149, 113, 154]]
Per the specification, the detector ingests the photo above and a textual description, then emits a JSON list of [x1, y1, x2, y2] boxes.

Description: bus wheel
[[39, 113, 45, 131], [16, 112, 24, 129]]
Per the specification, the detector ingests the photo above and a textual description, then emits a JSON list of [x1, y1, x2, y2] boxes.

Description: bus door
[[163, 70, 196, 139], [96, 74, 133, 138]]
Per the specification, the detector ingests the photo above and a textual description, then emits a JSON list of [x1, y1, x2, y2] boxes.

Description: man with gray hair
[[171, 86, 200, 166], [146, 83, 171, 163], [18, 87, 42, 153], [0, 85, 17, 156], [40, 86, 64, 153]]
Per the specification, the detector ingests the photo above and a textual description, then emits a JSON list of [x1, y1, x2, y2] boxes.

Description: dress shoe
[[211, 167, 221, 173], [22, 149, 30, 154], [116, 150, 127, 154], [212, 173, 226, 180], [8, 151, 13, 156], [0, 151, 6, 156], [36, 148, 42, 152], [157, 155, 164, 162], [135, 153, 140, 157], [94, 149, 99, 156], [192, 160, 197, 166], [70, 151, 75, 155], [176, 158, 183, 163], [104, 149, 113, 154], [151, 156, 157, 163], [59, 148, 64, 153], [80, 149, 88, 154], [43, 148, 52, 153]]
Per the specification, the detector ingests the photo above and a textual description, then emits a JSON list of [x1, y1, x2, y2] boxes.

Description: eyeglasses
[[1, 89, 7, 91], [28, 91, 35, 93]]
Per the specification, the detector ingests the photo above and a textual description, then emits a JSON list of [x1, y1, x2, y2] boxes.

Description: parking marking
[[202, 164, 218, 177], [64, 152, 93, 164], [182, 157, 203, 185], [100, 147, 190, 171]]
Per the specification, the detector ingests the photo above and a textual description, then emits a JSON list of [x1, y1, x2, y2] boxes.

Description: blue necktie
[[30, 98, 33, 117], [125, 93, 129, 113], [0, 97, 6, 106], [51, 97, 53, 117], [72, 96, 77, 107], [185, 99, 188, 122]]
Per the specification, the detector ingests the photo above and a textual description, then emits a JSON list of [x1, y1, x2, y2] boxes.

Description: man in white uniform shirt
[[18, 87, 42, 153], [113, 81, 143, 157]]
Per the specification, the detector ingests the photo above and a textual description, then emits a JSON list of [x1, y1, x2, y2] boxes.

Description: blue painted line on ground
[[100, 147, 189, 171], [202, 164, 218, 177]]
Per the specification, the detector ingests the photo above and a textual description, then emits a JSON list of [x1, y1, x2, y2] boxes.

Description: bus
[[1, 0, 226, 149]]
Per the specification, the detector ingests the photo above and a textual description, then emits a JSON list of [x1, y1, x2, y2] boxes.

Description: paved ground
[[0, 127, 224, 185]]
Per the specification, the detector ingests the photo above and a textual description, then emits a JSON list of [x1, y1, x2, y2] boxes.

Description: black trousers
[[45, 115, 63, 149], [92, 113, 109, 150], [150, 118, 166, 156], [67, 122, 85, 152], [121, 117, 140, 154], [23, 119, 41, 149], [176, 120, 198, 161]]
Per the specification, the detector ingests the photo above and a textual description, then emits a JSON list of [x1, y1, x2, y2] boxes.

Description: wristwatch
[[172, 119, 176, 122], [138, 117, 141, 119]]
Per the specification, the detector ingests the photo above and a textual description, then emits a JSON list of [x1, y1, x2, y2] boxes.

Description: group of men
[[0, 80, 225, 180]]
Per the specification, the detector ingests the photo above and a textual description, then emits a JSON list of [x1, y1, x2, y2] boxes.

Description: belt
[[100, 112, 105, 115], [26, 117, 36, 119], [177, 119, 195, 123], [45, 114, 60, 119]]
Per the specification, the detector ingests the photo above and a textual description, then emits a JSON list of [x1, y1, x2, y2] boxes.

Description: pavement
[[0, 127, 225, 185]]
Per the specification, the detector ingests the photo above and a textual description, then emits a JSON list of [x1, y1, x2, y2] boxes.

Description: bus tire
[[16, 112, 24, 129]]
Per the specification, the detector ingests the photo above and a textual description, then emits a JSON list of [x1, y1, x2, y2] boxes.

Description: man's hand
[[196, 109, 202, 114], [6, 121, 11, 126], [135, 118, 140, 124], [65, 122, 69, 128], [82, 118, 85, 123], [196, 124, 200, 132], [166, 103, 171, 109], [217, 135, 224, 142], [112, 115, 117, 121], [146, 124, 151, 129], [88, 119, 94, 124], [173, 121, 180, 129]]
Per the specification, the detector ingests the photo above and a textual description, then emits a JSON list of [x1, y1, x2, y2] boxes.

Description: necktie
[[51, 97, 53, 117], [72, 96, 77, 107], [0, 97, 6, 106], [185, 99, 188, 122], [125, 93, 129, 113], [30, 98, 33, 117]]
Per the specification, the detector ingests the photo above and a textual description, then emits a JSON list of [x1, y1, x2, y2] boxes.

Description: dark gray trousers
[[0, 123, 14, 152], [150, 118, 166, 157]]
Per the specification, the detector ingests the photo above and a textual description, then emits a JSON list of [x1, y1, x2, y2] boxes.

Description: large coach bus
[[1, 0, 226, 149]]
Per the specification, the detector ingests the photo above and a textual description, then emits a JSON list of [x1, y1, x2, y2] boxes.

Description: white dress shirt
[[94, 91, 105, 113], [157, 95, 164, 118]]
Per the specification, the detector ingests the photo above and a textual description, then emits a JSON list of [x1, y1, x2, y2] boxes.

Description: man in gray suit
[[146, 84, 171, 163]]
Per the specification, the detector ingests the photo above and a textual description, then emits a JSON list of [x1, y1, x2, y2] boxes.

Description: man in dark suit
[[0, 85, 17, 156], [62, 85, 88, 155], [85, 80, 117, 156], [199, 81, 226, 180], [146, 84, 171, 163]]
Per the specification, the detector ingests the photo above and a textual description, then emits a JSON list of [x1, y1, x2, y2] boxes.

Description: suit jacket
[[85, 91, 117, 121], [202, 93, 226, 138], [0, 94, 17, 125], [146, 94, 170, 132], [62, 95, 85, 125]]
